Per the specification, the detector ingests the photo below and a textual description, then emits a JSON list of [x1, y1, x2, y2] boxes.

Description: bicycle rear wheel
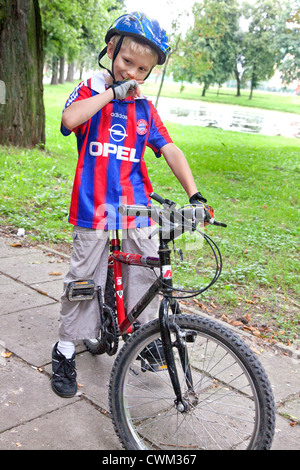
[[109, 314, 275, 450]]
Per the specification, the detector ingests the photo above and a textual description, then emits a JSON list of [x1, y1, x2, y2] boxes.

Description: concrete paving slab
[[0, 274, 56, 315], [0, 397, 122, 450], [271, 414, 300, 450], [31, 279, 64, 302], [0, 303, 60, 367], [278, 395, 300, 423], [0, 252, 69, 285], [258, 349, 299, 402], [0, 239, 35, 258], [0, 355, 79, 434]]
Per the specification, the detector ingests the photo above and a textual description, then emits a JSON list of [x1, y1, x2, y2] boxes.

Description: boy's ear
[[107, 41, 114, 60]]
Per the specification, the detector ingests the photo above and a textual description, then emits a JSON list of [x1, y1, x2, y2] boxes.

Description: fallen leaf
[[1, 350, 12, 358], [10, 242, 22, 247], [252, 329, 261, 337], [232, 321, 245, 327], [36, 289, 48, 296], [49, 271, 62, 276], [250, 347, 261, 355]]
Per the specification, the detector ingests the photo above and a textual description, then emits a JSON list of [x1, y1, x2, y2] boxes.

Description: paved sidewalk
[[0, 234, 299, 450]]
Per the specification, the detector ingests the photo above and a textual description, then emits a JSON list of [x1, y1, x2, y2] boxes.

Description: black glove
[[109, 80, 139, 100], [189, 192, 207, 204]]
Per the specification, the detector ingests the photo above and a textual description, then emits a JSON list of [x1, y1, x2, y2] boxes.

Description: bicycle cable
[[154, 227, 223, 299]]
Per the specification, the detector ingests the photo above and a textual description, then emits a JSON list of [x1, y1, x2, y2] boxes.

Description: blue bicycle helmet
[[98, 12, 170, 82], [105, 12, 170, 65]]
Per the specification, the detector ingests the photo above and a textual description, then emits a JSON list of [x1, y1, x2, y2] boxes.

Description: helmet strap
[[98, 46, 114, 81], [98, 36, 124, 84]]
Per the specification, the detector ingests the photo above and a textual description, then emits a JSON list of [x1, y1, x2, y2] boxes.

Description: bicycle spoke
[[110, 315, 275, 450]]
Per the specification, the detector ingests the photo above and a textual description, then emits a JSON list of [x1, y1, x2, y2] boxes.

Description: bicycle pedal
[[67, 280, 95, 301], [141, 359, 168, 373]]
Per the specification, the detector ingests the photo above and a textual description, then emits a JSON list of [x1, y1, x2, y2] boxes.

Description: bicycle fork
[[158, 241, 196, 413], [159, 297, 197, 412]]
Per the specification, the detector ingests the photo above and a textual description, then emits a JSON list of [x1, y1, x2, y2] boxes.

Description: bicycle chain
[[99, 304, 119, 356]]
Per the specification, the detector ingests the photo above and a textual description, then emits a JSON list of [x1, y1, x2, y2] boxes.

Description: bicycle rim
[[109, 314, 275, 450]]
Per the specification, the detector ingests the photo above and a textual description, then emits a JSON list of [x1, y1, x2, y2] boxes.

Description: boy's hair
[[109, 35, 159, 67]]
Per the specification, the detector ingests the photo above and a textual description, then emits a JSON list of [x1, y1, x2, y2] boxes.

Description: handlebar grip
[[149, 192, 165, 205], [213, 220, 227, 228]]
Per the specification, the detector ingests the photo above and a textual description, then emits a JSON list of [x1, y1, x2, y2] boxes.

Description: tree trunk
[[249, 80, 254, 100], [51, 57, 59, 85], [59, 56, 65, 84], [66, 63, 75, 82], [249, 66, 256, 100], [0, 0, 45, 147], [234, 68, 241, 96], [155, 36, 180, 109], [155, 55, 170, 109]]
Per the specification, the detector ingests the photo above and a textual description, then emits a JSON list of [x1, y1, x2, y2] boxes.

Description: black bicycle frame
[[115, 230, 194, 410]]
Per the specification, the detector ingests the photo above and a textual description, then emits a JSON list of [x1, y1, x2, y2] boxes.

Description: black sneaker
[[51, 342, 77, 398], [140, 339, 167, 372]]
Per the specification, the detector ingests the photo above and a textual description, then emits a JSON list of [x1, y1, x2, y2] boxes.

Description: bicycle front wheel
[[109, 314, 275, 450]]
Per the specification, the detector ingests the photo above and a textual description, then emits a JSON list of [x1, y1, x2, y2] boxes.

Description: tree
[[232, 29, 245, 96], [0, 0, 45, 147], [242, 0, 281, 99], [40, 0, 122, 84], [172, 0, 240, 96], [275, 0, 300, 85]]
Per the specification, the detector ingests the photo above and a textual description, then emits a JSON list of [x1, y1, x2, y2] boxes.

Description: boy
[[51, 12, 207, 398]]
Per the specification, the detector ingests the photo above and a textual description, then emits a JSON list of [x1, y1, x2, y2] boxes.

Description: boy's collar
[[84, 72, 107, 94]]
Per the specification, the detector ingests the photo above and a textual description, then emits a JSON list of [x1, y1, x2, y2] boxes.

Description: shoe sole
[[51, 381, 77, 398]]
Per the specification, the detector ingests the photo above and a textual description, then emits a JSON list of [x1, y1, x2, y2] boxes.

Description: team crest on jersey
[[137, 119, 148, 136]]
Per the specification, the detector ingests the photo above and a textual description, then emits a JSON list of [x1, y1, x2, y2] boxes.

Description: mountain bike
[[68, 192, 275, 450]]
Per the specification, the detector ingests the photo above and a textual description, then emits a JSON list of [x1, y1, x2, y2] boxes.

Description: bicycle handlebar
[[118, 192, 226, 241]]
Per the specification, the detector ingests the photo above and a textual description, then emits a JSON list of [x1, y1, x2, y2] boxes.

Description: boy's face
[[107, 41, 157, 83]]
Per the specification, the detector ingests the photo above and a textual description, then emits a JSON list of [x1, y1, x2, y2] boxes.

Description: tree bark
[[0, 0, 45, 147], [51, 57, 59, 85], [59, 56, 65, 84], [234, 68, 241, 96], [66, 63, 75, 82]]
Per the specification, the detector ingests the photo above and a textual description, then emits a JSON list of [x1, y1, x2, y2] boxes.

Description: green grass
[[0, 81, 299, 345]]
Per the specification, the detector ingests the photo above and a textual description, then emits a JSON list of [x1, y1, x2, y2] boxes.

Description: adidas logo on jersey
[[110, 112, 128, 120]]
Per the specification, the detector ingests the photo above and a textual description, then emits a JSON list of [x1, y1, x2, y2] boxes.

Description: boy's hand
[[189, 192, 207, 204], [110, 80, 141, 100], [189, 192, 213, 225]]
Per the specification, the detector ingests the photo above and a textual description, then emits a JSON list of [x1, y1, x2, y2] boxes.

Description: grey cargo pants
[[59, 226, 159, 341]]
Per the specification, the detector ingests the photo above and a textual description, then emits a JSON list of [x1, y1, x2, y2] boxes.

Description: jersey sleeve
[[147, 101, 173, 157], [60, 82, 92, 137]]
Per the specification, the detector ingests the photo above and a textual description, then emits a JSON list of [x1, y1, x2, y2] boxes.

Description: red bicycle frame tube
[[108, 233, 160, 335]]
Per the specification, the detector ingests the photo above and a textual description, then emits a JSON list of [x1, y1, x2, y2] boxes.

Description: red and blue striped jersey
[[61, 73, 172, 230]]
